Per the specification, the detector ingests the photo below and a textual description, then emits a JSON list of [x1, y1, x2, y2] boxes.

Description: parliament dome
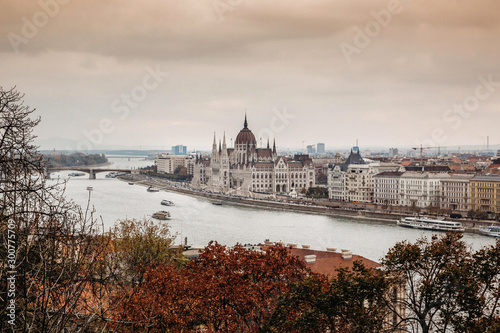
[[235, 115, 257, 145]]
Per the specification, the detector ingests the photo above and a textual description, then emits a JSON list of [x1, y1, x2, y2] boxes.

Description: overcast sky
[[2, 0, 500, 152]]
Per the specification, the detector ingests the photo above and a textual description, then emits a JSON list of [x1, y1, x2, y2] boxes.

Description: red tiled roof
[[256, 149, 273, 158], [262, 245, 382, 279], [254, 162, 275, 169]]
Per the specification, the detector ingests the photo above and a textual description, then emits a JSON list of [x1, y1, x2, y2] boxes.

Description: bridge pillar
[[89, 169, 96, 180]]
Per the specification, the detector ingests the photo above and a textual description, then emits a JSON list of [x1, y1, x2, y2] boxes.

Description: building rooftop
[[262, 243, 381, 279], [405, 165, 451, 172], [401, 172, 451, 179], [472, 175, 500, 182], [442, 174, 475, 181], [373, 171, 404, 178]]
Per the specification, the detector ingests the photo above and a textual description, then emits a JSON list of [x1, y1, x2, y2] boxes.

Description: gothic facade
[[192, 116, 316, 196]]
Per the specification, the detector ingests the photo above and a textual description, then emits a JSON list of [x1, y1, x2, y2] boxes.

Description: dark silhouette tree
[[383, 233, 500, 333], [0, 86, 108, 332], [267, 261, 391, 333]]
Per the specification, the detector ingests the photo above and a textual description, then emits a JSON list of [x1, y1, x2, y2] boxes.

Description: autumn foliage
[[111, 242, 313, 332]]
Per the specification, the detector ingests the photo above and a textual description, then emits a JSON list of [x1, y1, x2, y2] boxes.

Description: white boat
[[161, 200, 174, 206], [397, 216, 465, 232], [69, 172, 85, 177], [152, 211, 171, 220], [147, 186, 160, 192], [86, 186, 93, 191], [479, 226, 500, 237]]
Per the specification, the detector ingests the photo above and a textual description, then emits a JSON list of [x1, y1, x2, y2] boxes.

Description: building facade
[[328, 146, 366, 201], [470, 175, 500, 214], [307, 145, 316, 155], [317, 143, 325, 154], [192, 116, 316, 196], [328, 147, 400, 202], [172, 145, 187, 155], [373, 172, 404, 205], [440, 174, 473, 213], [399, 172, 450, 208], [155, 154, 193, 174], [389, 148, 399, 157]]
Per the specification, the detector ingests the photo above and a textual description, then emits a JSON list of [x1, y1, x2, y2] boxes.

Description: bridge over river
[[45, 167, 138, 179]]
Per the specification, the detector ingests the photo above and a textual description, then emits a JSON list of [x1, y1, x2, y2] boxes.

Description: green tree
[[409, 202, 420, 214], [267, 261, 390, 333], [107, 218, 182, 284], [382, 233, 500, 333], [468, 209, 477, 220], [316, 172, 328, 185]]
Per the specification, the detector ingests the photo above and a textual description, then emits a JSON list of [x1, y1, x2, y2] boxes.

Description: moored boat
[[128, 182, 134, 185], [212, 201, 223, 206], [479, 226, 500, 237], [86, 186, 93, 191], [147, 186, 160, 192], [161, 200, 174, 206], [69, 172, 85, 177], [152, 211, 171, 220], [397, 216, 464, 232]]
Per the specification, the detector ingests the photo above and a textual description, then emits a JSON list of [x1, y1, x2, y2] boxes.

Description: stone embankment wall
[[131, 178, 496, 235]]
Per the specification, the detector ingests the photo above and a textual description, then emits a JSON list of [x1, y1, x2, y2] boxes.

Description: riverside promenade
[[122, 175, 496, 235]]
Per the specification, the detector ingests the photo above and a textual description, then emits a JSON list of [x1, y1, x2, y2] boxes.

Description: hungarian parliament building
[[192, 116, 316, 196]]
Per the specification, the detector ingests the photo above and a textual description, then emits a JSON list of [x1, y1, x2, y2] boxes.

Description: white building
[[440, 174, 473, 213], [328, 147, 400, 202], [399, 172, 450, 208], [345, 164, 372, 202], [155, 154, 193, 174], [373, 172, 404, 206], [328, 146, 366, 201]]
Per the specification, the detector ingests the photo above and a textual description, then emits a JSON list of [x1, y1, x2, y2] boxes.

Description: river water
[[49, 156, 497, 262]]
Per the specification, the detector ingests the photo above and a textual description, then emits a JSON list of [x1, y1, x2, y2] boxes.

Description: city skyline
[[2, 0, 500, 151]]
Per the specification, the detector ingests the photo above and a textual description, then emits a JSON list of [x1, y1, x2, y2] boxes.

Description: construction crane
[[411, 145, 452, 164], [412, 145, 432, 165]]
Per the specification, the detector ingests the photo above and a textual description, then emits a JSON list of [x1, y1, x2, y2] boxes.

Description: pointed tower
[[222, 132, 229, 165], [267, 138, 270, 149], [273, 139, 277, 155], [221, 132, 230, 188], [211, 132, 218, 162]]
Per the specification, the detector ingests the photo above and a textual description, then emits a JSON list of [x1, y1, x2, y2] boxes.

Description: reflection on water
[[49, 156, 497, 262]]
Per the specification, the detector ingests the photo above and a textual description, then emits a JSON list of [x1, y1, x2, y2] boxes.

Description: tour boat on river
[[397, 216, 465, 232], [152, 211, 171, 220], [161, 200, 174, 206], [69, 172, 85, 177], [479, 226, 500, 237]]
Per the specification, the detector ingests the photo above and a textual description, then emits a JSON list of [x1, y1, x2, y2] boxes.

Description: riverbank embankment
[[121, 176, 497, 235]]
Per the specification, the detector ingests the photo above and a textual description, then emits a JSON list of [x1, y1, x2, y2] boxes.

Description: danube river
[[49, 156, 497, 262]]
